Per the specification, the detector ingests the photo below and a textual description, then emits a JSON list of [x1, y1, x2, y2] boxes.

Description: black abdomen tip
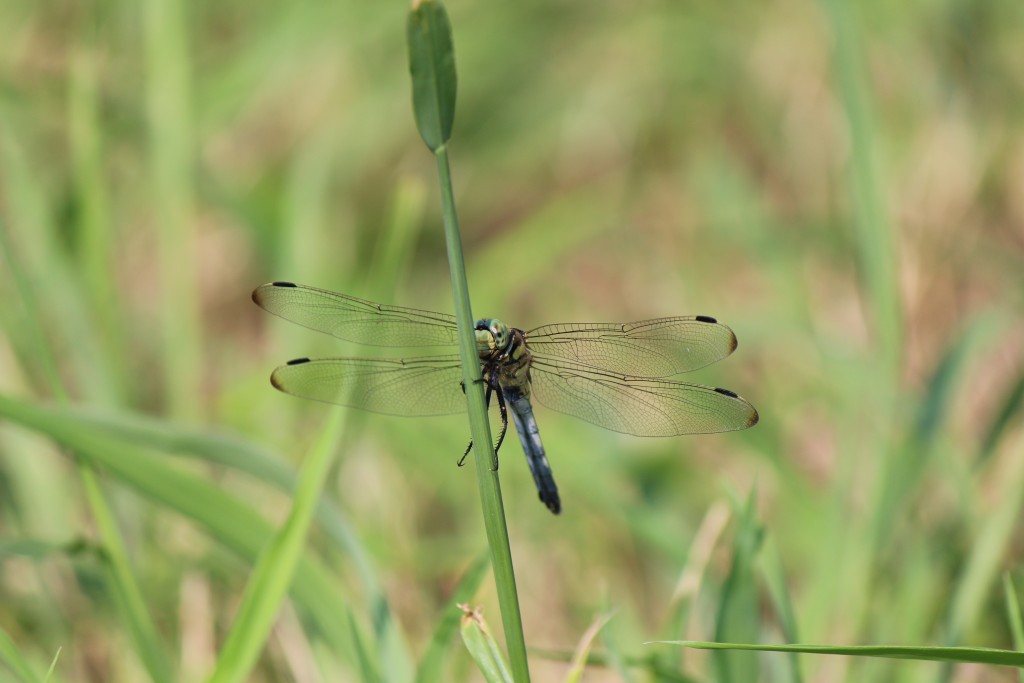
[[540, 491, 561, 514]]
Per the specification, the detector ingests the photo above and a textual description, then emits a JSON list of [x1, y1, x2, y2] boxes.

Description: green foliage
[[1, 0, 1024, 681]]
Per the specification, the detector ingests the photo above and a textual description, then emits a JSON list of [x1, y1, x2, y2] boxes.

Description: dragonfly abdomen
[[505, 390, 561, 514]]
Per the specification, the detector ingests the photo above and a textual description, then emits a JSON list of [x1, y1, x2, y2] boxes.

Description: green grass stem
[[408, 2, 531, 681], [434, 140, 531, 683]]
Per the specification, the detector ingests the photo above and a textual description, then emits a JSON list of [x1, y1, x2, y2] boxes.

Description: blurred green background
[[2, 0, 1024, 681]]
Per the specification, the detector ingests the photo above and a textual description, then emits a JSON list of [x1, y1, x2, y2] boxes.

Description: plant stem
[[434, 144, 531, 683]]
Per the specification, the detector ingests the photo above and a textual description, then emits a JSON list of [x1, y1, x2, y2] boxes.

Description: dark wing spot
[[695, 315, 718, 323], [286, 357, 311, 365], [747, 408, 760, 427], [272, 281, 297, 287], [714, 387, 738, 398]]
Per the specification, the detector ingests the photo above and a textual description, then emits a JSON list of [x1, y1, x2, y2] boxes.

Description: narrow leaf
[[656, 641, 1024, 668], [205, 412, 343, 683], [978, 373, 1024, 467], [714, 489, 764, 683], [407, 0, 457, 150], [0, 627, 42, 683], [0, 394, 359, 663], [564, 613, 613, 683], [1003, 574, 1024, 683], [417, 554, 490, 683], [459, 605, 513, 683]]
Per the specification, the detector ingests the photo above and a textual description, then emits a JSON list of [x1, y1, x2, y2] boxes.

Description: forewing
[[270, 356, 467, 416], [526, 317, 737, 377], [530, 358, 758, 436], [253, 282, 458, 347]]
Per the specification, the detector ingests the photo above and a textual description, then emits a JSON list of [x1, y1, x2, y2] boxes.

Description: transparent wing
[[526, 317, 738, 378], [530, 357, 758, 436], [253, 282, 458, 347], [269, 355, 467, 416]]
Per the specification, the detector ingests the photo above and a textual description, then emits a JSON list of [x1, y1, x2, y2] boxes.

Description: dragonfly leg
[[492, 386, 509, 472], [459, 377, 487, 393], [458, 378, 494, 467], [458, 440, 473, 467]]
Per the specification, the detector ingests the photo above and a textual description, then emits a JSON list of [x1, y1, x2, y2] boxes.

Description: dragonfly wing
[[530, 357, 758, 436], [253, 282, 459, 347], [270, 355, 467, 416], [526, 317, 738, 377]]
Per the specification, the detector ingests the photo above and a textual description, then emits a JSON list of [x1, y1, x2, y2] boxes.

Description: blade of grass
[[1, 215, 174, 683], [935, 435, 1024, 682], [663, 500, 730, 673], [0, 626, 43, 683], [69, 39, 124, 398], [0, 394, 360, 669], [564, 612, 613, 683], [348, 609, 384, 683], [590, 596, 634, 683], [42, 649, 60, 683], [819, 0, 901, 655], [818, 0, 900, 374], [408, 3, 530, 681], [713, 488, 764, 683], [143, 0, 202, 420], [80, 464, 175, 682], [205, 411, 343, 683], [58, 406, 381, 600], [1003, 574, 1024, 683], [760, 538, 804, 683], [658, 642, 1024, 668], [417, 554, 490, 683], [459, 605, 513, 683], [977, 373, 1024, 468]]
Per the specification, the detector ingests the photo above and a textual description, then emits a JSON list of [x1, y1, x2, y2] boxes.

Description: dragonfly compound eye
[[490, 321, 509, 348]]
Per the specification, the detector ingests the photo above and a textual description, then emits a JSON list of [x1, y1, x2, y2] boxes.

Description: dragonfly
[[253, 281, 759, 514]]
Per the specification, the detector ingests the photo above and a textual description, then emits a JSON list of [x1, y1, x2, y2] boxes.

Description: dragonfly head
[[474, 318, 511, 357]]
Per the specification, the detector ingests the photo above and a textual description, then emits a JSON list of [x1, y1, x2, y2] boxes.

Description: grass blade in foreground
[[205, 412, 343, 683], [459, 605, 513, 683], [0, 394, 358, 665], [655, 642, 1024, 669], [1004, 574, 1024, 683], [761, 538, 804, 683], [1, 219, 173, 683], [564, 612, 613, 683], [416, 554, 490, 683], [0, 626, 43, 683], [713, 489, 763, 683], [408, 2, 530, 681]]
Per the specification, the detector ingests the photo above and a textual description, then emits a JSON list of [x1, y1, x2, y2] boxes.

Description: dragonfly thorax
[[474, 318, 512, 358]]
